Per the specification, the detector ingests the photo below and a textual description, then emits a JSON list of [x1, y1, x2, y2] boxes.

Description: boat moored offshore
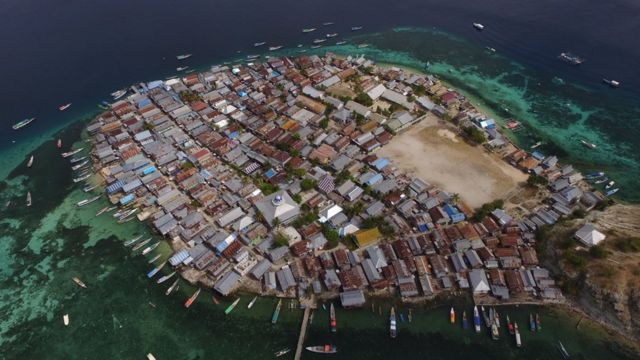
[[59, 103, 72, 111], [77, 195, 100, 207], [247, 296, 258, 309], [62, 147, 84, 158], [329, 303, 337, 333], [603, 79, 620, 88], [271, 299, 282, 324], [225, 298, 241, 315], [141, 242, 160, 255], [473, 22, 484, 30], [302, 28, 317, 33], [157, 271, 176, 284], [579, 139, 597, 149], [559, 52, 585, 65], [72, 277, 87, 289], [253, 42, 266, 47], [12, 117, 36, 130], [176, 54, 192, 60], [165, 279, 179, 295], [305, 345, 337, 354], [473, 306, 481, 333], [27, 156, 34, 168], [450, 307, 456, 324], [514, 322, 522, 347], [184, 288, 201, 308]]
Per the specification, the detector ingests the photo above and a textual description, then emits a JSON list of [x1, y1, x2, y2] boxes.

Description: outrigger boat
[[225, 298, 241, 315], [157, 271, 176, 284], [72, 277, 87, 289], [165, 279, 179, 295], [62, 148, 83, 158], [247, 296, 258, 309], [141, 242, 160, 255], [271, 299, 282, 324], [73, 174, 91, 183], [274, 348, 291, 357], [146, 261, 167, 278], [148, 254, 162, 264], [124, 235, 143, 247], [306, 345, 337, 354], [184, 288, 201, 308], [131, 237, 152, 251]]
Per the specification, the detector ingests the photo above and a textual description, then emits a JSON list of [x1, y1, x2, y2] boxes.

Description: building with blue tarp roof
[[442, 204, 465, 223], [147, 80, 164, 90], [142, 166, 156, 175], [106, 180, 124, 194], [237, 91, 247, 97], [264, 168, 276, 179], [228, 131, 239, 139], [137, 98, 152, 108], [365, 173, 383, 186], [531, 151, 545, 161], [120, 193, 135, 205], [169, 249, 190, 266], [372, 158, 390, 171]]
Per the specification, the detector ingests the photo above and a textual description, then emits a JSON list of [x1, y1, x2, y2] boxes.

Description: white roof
[[318, 204, 343, 223], [367, 84, 387, 100], [575, 224, 606, 246]]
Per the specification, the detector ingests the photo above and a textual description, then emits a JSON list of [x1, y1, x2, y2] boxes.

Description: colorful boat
[[305, 345, 337, 354], [225, 298, 241, 315], [146, 261, 166, 278], [271, 299, 282, 324], [514, 322, 522, 347], [462, 311, 468, 329], [473, 306, 481, 333], [390, 307, 397, 338], [450, 307, 455, 324], [184, 288, 201, 308], [507, 315, 514, 335], [329, 303, 337, 332], [529, 313, 536, 331]]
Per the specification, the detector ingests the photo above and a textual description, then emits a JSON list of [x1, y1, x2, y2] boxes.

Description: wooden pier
[[294, 307, 312, 360]]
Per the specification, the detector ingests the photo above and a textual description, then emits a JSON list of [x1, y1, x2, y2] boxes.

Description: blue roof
[[120, 193, 135, 205], [417, 224, 429, 232], [228, 131, 239, 140], [169, 249, 189, 266], [531, 151, 545, 161], [215, 241, 229, 254], [137, 98, 152, 108], [451, 213, 465, 223], [264, 168, 276, 179], [147, 80, 164, 90], [365, 173, 383, 186], [142, 166, 156, 175], [372, 158, 390, 171], [237, 91, 247, 97], [106, 180, 124, 194]]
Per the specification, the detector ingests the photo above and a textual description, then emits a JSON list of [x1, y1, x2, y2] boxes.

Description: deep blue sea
[[1, 0, 640, 359]]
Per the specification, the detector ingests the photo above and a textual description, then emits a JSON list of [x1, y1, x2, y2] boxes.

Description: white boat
[[148, 254, 162, 264], [603, 79, 620, 88], [27, 156, 34, 168], [322, 22, 334, 26], [83, 184, 98, 192], [177, 66, 189, 72], [157, 271, 176, 284], [26, 191, 32, 207], [531, 141, 542, 149], [313, 38, 327, 44], [70, 156, 87, 163], [147, 354, 156, 360], [357, 44, 369, 48], [12, 117, 36, 130], [605, 181, 615, 189], [335, 41, 347, 45], [73, 174, 91, 183], [606, 188, 620, 197], [165, 279, 179, 295], [61, 148, 83, 158], [142, 242, 160, 255], [59, 103, 72, 111], [71, 160, 88, 171], [63, 314, 70, 326], [326, 33, 338, 38], [253, 42, 266, 47], [131, 237, 152, 251], [77, 195, 100, 207], [275, 348, 291, 357], [111, 89, 128, 100], [351, 26, 363, 31], [268, 45, 283, 51], [580, 139, 597, 149], [473, 23, 484, 30], [124, 235, 143, 247], [176, 54, 192, 60], [486, 46, 496, 52], [247, 296, 258, 309]]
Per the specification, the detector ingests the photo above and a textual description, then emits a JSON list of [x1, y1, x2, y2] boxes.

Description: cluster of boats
[[248, 23, 362, 55], [585, 171, 620, 197]]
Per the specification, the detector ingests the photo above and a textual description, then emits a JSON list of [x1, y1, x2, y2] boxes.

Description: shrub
[[527, 174, 548, 187], [472, 199, 504, 221], [463, 126, 486, 144], [300, 179, 317, 191], [614, 237, 640, 252], [274, 231, 289, 247], [589, 244, 608, 259], [355, 92, 373, 106]]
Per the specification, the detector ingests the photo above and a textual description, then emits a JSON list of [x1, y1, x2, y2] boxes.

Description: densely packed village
[[87, 52, 606, 309]]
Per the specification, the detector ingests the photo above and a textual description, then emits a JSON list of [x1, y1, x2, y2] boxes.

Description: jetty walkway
[[294, 307, 311, 360]]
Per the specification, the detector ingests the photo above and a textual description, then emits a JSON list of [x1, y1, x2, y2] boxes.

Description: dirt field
[[378, 114, 527, 209]]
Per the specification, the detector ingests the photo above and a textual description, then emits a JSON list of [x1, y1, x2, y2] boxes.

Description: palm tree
[[451, 193, 460, 205]]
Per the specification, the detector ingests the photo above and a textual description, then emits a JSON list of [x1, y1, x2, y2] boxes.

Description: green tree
[[319, 118, 329, 129], [354, 92, 373, 106], [300, 178, 317, 191], [527, 174, 548, 187], [472, 199, 504, 221], [274, 231, 289, 247], [450, 193, 460, 205], [463, 126, 486, 144]]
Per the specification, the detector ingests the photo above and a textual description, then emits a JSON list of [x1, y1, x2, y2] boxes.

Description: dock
[[294, 307, 311, 360]]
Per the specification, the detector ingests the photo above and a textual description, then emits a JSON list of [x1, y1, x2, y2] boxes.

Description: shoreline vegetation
[[81, 51, 637, 350]]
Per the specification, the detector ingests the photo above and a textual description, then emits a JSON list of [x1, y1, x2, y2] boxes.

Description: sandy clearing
[[378, 114, 527, 209]]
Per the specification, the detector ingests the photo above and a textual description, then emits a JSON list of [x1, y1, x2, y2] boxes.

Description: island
[[85, 52, 614, 316]]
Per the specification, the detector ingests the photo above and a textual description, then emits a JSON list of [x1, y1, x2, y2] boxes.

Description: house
[[255, 191, 301, 227], [468, 269, 491, 294], [340, 289, 366, 308], [354, 228, 381, 248], [574, 224, 606, 247]]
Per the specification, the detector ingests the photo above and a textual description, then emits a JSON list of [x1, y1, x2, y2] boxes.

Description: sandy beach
[[378, 114, 527, 209]]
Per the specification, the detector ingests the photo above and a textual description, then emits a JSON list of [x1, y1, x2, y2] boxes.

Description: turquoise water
[[1, 29, 639, 359]]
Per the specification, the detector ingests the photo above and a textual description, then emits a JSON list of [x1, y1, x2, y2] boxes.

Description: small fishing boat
[[148, 254, 162, 264], [184, 288, 201, 308], [605, 181, 615, 189], [529, 313, 536, 331], [408, 308, 412, 323], [111, 89, 128, 100], [176, 54, 192, 60], [63, 314, 70, 326], [176, 66, 189, 72], [12, 117, 36, 130], [390, 307, 397, 339], [462, 310, 468, 329], [558, 341, 570, 358], [473, 306, 482, 333], [274, 348, 291, 357], [272, 299, 282, 324], [585, 171, 605, 179], [302, 28, 317, 33], [27, 156, 34, 168], [486, 46, 496, 52], [124, 235, 143, 247], [61, 147, 83, 158], [507, 315, 514, 335], [491, 321, 500, 340], [536, 313, 542, 331], [72, 277, 87, 289], [73, 174, 90, 184], [602, 79, 620, 88], [83, 184, 98, 192], [481, 306, 491, 327], [450, 307, 456, 324], [157, 271, 176, 284], [335, 41, 347, 45], [131, 237, 152, 251], [26, 191, 32, 207], [211, 295, 220, 305], [310, 45, 322, 49], [494, 311, 501, 328], [71, 160, 88, 171], [147, 261, 167, 278], [594, 177, 609, 184], [77, 195, 100, 207], [165, 279, 179, 295], [514, 322, 522, 347], [313, 38, 327, 44], [57, 139, 62, 148], [580, 139, 597, 149], [473, 22, 484, 30], [247, 296, 258, 309], [326, 33, 338, 38], [147, 353, 156, 360], [268, 45, 283, 51], [606, 188, 620, 196], [351, 26, 363, 31], [254, 42, 266, 47], [305, 345, 337, 354], [357, 44, 369, 48], [141, 242, 160, 255], [70, 156, 86, 164], [329, 303, 337, 333], [531, 141, 542, 149], [400, 313, 405, 322], [322, 22, 334, 26], [225, 298, 241, 315], [59, 103, 72, 111]]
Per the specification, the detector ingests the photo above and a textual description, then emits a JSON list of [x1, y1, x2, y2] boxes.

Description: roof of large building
[[354, 227, 381, 248], [255, 191, 300, 227], [574, 224, 606, 247]]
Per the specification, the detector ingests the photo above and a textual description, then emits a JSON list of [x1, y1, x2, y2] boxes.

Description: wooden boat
[[306, 345, 337, 354]]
